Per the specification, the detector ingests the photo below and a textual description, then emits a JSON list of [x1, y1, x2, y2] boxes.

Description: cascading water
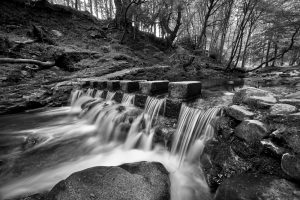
[[171, 104, 221, 164], [144, 97, 166, 131], [106, 91, 116, 100], [0, 90, 219, 200], [121, 93, 135, 105], [70, 89, 83, 106], [94, 90, 103, 98]]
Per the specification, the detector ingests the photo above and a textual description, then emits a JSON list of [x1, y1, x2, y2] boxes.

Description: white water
[[121, 93, 135, 105], [0, 89, 219, 200]]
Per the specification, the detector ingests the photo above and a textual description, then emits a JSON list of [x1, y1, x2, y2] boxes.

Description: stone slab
[[120, 81, 140, 93], [134, 94, 148, 108], [107, 80, 120, 91], [168, 81, 201, 99], [90, 80, 107, 90], [140, 81, 169, 95]]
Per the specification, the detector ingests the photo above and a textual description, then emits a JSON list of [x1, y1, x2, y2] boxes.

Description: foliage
[[43, 0, 300, 70]]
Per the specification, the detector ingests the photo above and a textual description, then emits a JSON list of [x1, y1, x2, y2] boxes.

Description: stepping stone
[[226, 105, 255, 121], [79, 80, 91, 88], [120, 81, 140, 93], [168, 81, 202, 100], [140, 81, 169, 95], [90, 80, 107, 89], [107, 80, 120, 91]]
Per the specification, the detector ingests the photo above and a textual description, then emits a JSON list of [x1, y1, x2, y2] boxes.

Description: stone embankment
[[205, 87, 300, 200]]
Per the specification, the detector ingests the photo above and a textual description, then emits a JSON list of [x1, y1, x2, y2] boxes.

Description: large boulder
[[281, 153, 300, 181], [202, 141, 253, 191], [270, 127, 300, 154], [234, 120, 268, 145], [46, 162, 170, 200], [233, 87, 277, 108], [215, 174, 300, 200], [226, 105, 255, 121], [270, 103, 297, 115]]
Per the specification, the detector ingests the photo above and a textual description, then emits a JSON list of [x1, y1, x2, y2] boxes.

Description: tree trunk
[[94, 0, 98, 18], [265, 39, 271, 68], [0, 58, 55, 69], [75, 0, 78, 10], [89, 0, 93, 15]]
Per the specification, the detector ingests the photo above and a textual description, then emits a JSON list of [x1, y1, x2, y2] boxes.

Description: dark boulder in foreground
[[46, 162, 170, 200], [214, 174, 300, 200]]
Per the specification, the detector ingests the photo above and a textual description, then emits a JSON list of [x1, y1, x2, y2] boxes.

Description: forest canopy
[[27, 0, 300, 71]]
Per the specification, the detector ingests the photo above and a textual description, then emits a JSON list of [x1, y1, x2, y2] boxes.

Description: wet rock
[[261, 139, 286, 158], [165, 98, 182, 119], [214, 116, 236, 139], [152, 127, 173, 148], [202, 141, 252, 191], [270, 103, 297, 115], [112, 91, 123, 103], [271, 127, 300, 154], [52, 81, 76, 106], [233, 87, 277, 108], [215, 174, 300, 200], [231, 138, 260, 158], [281, 153, 300, 181], [114, 122, 131, 142], [140, 81, 169, 95], [234, 120, 268, 144], [168, 81, 201, 100], [47, 162, 170, 200], [22, 135, 45, 150], [134, 94, 148, 108], [226, 105, 255, 121]]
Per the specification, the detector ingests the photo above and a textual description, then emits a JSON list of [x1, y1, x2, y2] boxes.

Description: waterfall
[[71, 90, 83, 106], [1, 89, 216, 200], [144, 97, 166, 129], [106, 91, 116, 101], [94, 90, 103, 98], [171, 104, 221, 163], [121, 93, 135, 105], [86, 88, 95, 97]]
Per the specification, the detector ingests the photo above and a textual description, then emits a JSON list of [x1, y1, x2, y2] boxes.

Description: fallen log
[[0, 58, 55, 69], [14, 39, 36, 45]]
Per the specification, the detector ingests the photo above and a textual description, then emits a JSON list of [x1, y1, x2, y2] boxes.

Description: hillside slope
[[0, 0, 235, 114]]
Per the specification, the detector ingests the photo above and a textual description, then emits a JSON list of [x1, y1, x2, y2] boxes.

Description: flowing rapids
[[0, 89, 221, 200]]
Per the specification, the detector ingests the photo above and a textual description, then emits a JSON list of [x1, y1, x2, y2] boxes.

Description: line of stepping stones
[[77, 79, 202, 118]]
